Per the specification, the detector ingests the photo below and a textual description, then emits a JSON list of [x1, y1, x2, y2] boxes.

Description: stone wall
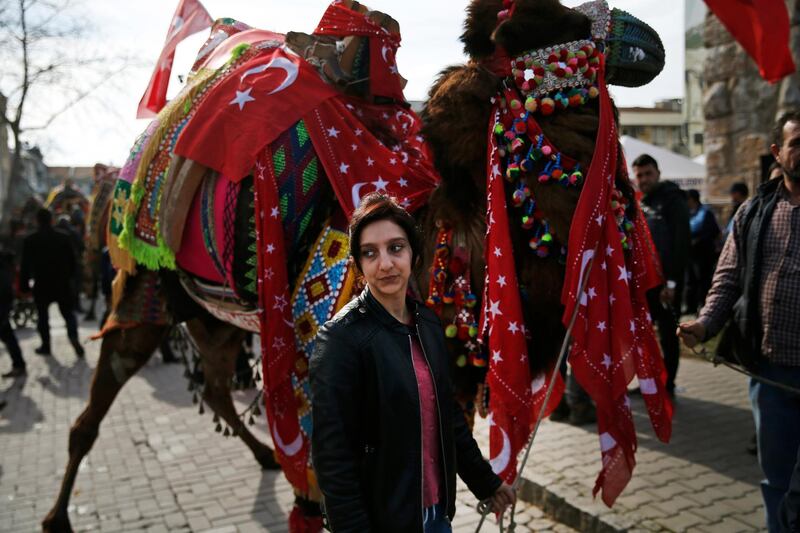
[[702, 0, 800, 214]]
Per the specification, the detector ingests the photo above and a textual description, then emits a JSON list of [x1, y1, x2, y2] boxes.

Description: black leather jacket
[[309, 288, 501, 532]]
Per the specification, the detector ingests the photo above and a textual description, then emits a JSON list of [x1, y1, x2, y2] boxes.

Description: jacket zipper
[[408, 334, 425, 532], [415, 321, 449, 520]]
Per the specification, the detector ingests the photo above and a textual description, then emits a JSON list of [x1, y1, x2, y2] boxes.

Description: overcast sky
[[16, 0, 684, 166]]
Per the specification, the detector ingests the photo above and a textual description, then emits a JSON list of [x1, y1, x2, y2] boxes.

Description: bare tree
[[0, 0, 132, 223]]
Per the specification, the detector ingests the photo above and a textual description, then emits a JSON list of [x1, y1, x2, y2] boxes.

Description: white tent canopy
[[620, 135, 707, 194]]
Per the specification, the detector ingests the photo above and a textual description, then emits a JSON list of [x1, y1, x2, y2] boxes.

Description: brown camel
[[43, 1, 664, 530]]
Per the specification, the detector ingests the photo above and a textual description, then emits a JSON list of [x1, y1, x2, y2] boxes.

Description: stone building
[[703, 0, 800, 216]]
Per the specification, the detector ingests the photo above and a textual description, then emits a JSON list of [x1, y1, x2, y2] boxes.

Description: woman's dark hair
[[348, 193, 420, 271]]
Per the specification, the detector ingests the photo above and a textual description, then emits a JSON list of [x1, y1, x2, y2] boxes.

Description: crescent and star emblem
[[229, 54, 300, 111], [272, 420, 303, 457], [488, 414, 512, 475]]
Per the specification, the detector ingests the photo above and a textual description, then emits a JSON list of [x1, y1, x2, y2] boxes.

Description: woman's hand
[[490, 482, 516, 514]]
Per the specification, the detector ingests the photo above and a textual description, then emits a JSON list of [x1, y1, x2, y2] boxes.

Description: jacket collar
[[358, 286, 420, 332]]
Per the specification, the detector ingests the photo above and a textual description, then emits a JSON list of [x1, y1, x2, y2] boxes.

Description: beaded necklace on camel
[[424, 0, 639, 375]]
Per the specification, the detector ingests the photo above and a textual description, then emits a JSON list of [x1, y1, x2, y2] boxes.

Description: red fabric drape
[[704, 0, 796, 83]]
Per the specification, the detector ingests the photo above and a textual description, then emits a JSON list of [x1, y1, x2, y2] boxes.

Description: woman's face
[[357, 219, 413, 301]]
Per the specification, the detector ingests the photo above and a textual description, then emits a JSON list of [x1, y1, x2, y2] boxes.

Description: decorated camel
[[82, 164, 119, 321], [44, 1, 672, 531]]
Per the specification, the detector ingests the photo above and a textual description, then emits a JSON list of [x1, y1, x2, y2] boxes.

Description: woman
[[310, 194, 515, 533]]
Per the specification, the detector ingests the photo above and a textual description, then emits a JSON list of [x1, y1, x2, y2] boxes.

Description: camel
[[43, 1, 666, 530]]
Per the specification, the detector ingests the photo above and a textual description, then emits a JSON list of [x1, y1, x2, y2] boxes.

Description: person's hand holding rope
[[490, 483, 516, 515], [677, 320, 706, 348]]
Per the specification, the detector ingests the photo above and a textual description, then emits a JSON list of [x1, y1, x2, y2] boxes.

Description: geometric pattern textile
[[290, 223, 356, 438]]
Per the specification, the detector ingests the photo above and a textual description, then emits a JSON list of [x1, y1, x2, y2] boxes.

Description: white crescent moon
[[240, 57, 299, 95], [381, 45, 390, 63], [351, 182, 370, 208], [488, 415, 512, 475], [272, 420, 303, 457]]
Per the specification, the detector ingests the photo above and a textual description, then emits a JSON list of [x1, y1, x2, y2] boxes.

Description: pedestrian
[[684, 189, 720, 313], [0, 250, 26, 378], [310, 193, 515, 532], [633, 154, 691, 396], [56, 214, 85, 313], [20, 208, 84, 357], [678, 111, 800, 533]]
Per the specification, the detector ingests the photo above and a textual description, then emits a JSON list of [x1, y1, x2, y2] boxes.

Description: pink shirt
[[409, 333, 443, 507]]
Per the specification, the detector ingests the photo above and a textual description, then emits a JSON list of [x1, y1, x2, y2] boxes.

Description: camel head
[[462, 0, 665, 88]]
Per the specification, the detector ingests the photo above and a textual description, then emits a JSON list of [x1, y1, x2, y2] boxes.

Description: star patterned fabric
[[481, 127, 564, 484], [560, 58, 672, 506]]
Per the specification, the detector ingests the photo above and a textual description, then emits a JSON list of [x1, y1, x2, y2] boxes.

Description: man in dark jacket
[[633, 154, 691, 396], [19, 208, 84, 357], [0, 250, 26, 378]]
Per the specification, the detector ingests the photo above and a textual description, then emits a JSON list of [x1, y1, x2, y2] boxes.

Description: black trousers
[[0, 308, 25, 368], [34, 292, 79, 350], [647, 287, 680, 392]]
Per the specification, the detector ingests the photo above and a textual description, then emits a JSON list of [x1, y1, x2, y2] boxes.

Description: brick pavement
[[0, 307, 575, 533], [474, 355, 765, 532]]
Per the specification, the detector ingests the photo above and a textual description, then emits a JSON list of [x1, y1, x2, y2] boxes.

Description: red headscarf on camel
[[420, 0, 670, 506]]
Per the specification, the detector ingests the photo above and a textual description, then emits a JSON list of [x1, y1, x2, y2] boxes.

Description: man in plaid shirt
[[679, 112, 800, 533]]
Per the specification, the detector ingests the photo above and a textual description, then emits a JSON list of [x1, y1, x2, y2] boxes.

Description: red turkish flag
[[137, 0, 213, 118], [561, 58, 672, 506], [480, 122, 563, 484], [173, 46, 337, 182], [704, 0, 796, 83]]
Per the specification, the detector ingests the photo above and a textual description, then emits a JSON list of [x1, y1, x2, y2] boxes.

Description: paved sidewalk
[[0, 308, 575, 533], [493, 356, 766, 532]]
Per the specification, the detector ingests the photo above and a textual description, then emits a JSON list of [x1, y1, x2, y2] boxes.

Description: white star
[[229, 88, 255, 111], [588, 287, 597, 299], [270, 207, 279, 218], [497, 275, 507, 288], [266, 243, 275, 254], [265, 268, 274, 280], [339, 162, 350, 174], [492, 350, 503, 363], [488, 300, 503, 319], [491, 164, 502, 178], [273, 295, 287, 312], [601, 261, 607, 271], [354, 128, 363, 137], [623, 395, 631, 410], [373, 176, 389, 191], [609, 294, 616, 305], [493, 247, 502, 257], [351, 144, 358, 152], [397, 177, 408, 188], [389, 157, 397, 165], [596, 214, 604, 226], [366, 157, 375, 167], [400, 197, 411, 208], [389, 64, 398, 74], [606, 245, 614, 256], [629, 320, 636, 334], [602, 354, 612, 369], [272, 336, 286, 349], [326, 126, 340, 138], [382, 112, 390, 120], [508, 321, 520, 334], [596, 321, 607, 332], [618, 265, 629, 284]]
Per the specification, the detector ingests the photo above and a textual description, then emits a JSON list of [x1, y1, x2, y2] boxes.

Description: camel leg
[[42, 323, 169, 533], [186, 317, 280, 470]]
